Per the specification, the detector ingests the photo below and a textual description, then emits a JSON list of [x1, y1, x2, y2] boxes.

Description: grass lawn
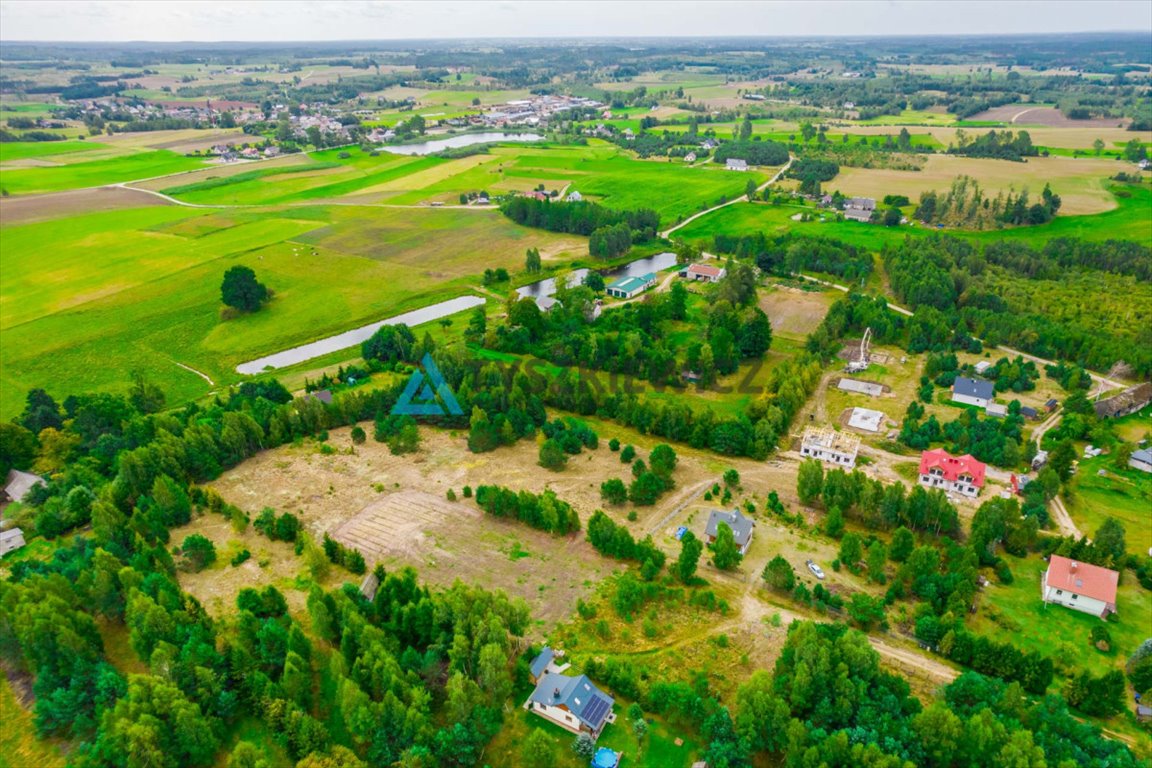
[[0, 675, 67, 768], [1064, 414, 1152, 556], [487, 704, 701, 768], [970, 556, 1151, 683]]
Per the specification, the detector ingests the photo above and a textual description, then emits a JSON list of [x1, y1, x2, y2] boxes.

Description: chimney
[[1070, 561, 1078, 573]]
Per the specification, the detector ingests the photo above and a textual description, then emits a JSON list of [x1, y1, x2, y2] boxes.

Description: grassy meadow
[[0, 203, 585, 418]]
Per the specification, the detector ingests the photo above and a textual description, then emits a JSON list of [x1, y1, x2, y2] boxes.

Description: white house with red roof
[[918, 449, 986, 498], [1042, 555, 1118, 618], [680, 263, 726, 283]]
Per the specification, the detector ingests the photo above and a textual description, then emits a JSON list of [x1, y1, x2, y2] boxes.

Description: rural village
[[1, 13, 1151, 768]]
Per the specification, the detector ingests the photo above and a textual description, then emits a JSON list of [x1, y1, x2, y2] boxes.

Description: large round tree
[[221, 265, 269, 312]]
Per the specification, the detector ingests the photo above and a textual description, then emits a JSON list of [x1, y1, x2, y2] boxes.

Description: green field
[[0, 203, 585, 417], [154, 141, 771, 224], [676, 182, 1152, 249], [0, 140, 114, 162], [1, 148, 208, 194]]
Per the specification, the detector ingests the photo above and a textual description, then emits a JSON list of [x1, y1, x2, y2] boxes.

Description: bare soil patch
[[0, 185, 169, 225], [970, 104, 1130, 128], [759, 284, 836, 339]]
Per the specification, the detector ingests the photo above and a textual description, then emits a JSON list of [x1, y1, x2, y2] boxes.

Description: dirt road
[[660, 156, 794, 239]]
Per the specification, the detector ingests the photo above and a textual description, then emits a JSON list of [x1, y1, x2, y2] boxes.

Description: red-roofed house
[[1042, 555, 1118, 618], [680, 263, 726, 283], [918, 449, 986, 498]]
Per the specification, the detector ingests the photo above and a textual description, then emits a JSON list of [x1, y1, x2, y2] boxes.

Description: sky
[[1, 0, 1150, 42]]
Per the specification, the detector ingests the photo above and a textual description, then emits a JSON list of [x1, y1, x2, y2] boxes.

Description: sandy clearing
[[759, 284, 837, 339], [832, 154, 1121, 215]]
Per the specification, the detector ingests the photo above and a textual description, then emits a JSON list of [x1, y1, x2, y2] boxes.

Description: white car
[[806, 560, 826, 580]]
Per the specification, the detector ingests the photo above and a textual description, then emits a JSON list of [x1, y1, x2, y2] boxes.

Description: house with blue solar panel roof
[[527, 671, 616, 738]]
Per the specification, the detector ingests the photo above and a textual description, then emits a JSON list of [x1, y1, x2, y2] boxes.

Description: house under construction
[[800, 426, 861, 468]]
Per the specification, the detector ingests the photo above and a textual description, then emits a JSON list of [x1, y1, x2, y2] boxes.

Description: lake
[[236, 295, 485, 374], [384, 132, 544, 156], [516, 252, 679, 298]]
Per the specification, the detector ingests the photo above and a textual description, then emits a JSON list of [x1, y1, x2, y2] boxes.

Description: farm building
[[986, 403, 1008, 418], [1093, 383, 1152, 419], [842, 197, 875, 222], [684, 152, 697, 162], [800, 426, 860, 468], [837, 378, 883, 397], [918, 449, 986, 498], [1129, 448, 1152, 473], [1041, 555, 1118, 618], [0, 528, 25, 557], [529, 646, 570, 683], [605, 272, 656, 299], [1020, 405, 1039, 420], [704, 509, 755, 555], [847, 407, 886, 433], [527, 673, 615, 738], [566, 190, 583, 202], [974, 361, 992, 375], [1045, 398, 1059, 412], [680, 263, 726, 283], [952, 377, 995, 409], [3, 469, 45, 503], [701, 139, 717, 150], [726, 158, 748, 171]]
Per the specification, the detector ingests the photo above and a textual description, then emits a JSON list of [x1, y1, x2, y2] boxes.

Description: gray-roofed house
[[704, 509, 755, 555], [1130, 448, 1152, 474], [309, 389, 333, 405], [527, 673, 615, 738], [952, 377, 995, 409], [3, 469, 45, 504], [1094, 382, 1152, 420], [842, 197, 876, 222], [1020, 405, 1039, 420], [528, 645, 571, 683], [0, 528, 26, 557], [726, 158, 748, 171]]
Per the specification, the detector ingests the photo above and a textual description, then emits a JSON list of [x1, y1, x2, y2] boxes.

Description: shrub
[[179, 534, 216, 572]]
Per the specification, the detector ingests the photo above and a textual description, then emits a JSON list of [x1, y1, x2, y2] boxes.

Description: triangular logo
[[392, 353, 463, 416]]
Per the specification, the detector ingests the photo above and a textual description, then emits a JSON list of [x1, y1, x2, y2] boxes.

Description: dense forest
[[881, 235, 1152, 376]]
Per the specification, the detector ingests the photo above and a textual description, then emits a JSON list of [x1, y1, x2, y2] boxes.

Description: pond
[[384, 132, 544, 156], [236, 295, 485, 374], [516, 252, 679, 299]]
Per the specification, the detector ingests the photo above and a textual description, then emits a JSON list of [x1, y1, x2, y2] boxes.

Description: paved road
[[660, 155, 794, 239]]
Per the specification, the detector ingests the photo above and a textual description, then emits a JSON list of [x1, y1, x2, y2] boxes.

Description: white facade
[[530, 701, 586, 735], [919, 469, 980, 498], [952, 392, 990, 409], [1041, 582, 1109, 618]]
